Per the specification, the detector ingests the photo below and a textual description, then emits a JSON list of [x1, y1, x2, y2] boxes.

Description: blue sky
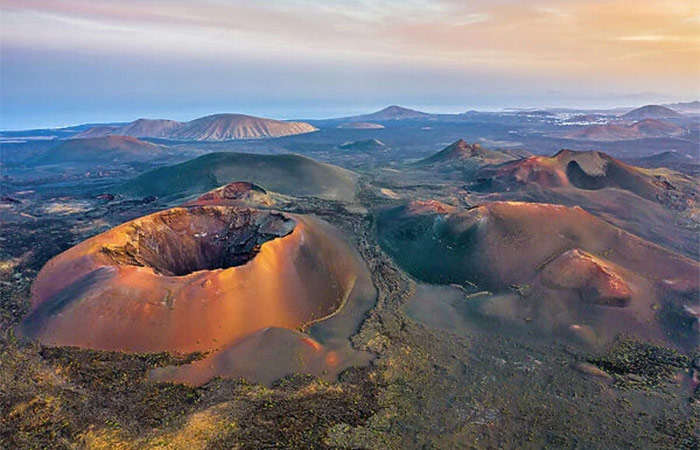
[[2, 0, 699, 129]]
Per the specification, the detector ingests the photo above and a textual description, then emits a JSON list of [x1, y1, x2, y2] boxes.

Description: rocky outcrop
[[538, 249, 632, 307], [182, 182, 276, 207]]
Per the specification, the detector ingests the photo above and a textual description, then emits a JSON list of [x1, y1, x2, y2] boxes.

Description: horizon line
[[2, 100, 699, 132]]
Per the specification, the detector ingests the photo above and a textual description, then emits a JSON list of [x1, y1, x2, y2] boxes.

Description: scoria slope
[[379, 200, 699, 346], [474, 149, 698, 208], [469, 149, 699, 256]]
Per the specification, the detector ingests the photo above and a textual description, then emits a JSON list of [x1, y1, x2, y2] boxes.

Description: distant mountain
[[170, 114, 317, 141], [564, 119, 685, 141], [120, 152, 358, 201], [626, 151, 700, 176], [33, 136, 165, 165], [74, 114, 317, 141], [117, 119, 183, 138], [565, 124, 636, 141], [621, 105, 683, 120], [418, 139, 514, 166], [338, 139, 386, 151], [74, 119, 183, 139], [337, 122, 385, 129], [567, 114, 605, 123], [516, 110, 555, 117], [73, 125, 120, 139], [630, 150, 697, 166], [0, 122, 128, 140], [664, 100, 700, 114], [339, 105, 431, 122]]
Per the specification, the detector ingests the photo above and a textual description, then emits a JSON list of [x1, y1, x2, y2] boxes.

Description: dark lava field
[[1, 107, 699, 449]]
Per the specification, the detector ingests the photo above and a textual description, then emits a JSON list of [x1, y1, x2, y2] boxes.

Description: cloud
[[1, 0, 698, 128], [617, 35, 697, 42], [2, 0, 698, 77]]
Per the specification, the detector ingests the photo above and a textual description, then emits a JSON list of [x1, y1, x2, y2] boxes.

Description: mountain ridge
[[74, 113, 317, 141], [337, 105, 431, 122]]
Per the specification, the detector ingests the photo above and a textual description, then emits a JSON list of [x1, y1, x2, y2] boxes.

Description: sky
[[1, 0, 699, 129]]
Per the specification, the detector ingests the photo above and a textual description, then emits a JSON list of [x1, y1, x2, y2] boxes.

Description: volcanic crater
[[21, 203, 375, 368], [101, 206, 294, 276]]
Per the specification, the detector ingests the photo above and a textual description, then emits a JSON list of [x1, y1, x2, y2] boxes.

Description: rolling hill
[[626, 151, 700, 175], [418, 139, 515, 167], [564, 119, 685, 141], [120, 152, 358, 201], [621, 105, 683, 120], [32, 136, 166, 165]]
